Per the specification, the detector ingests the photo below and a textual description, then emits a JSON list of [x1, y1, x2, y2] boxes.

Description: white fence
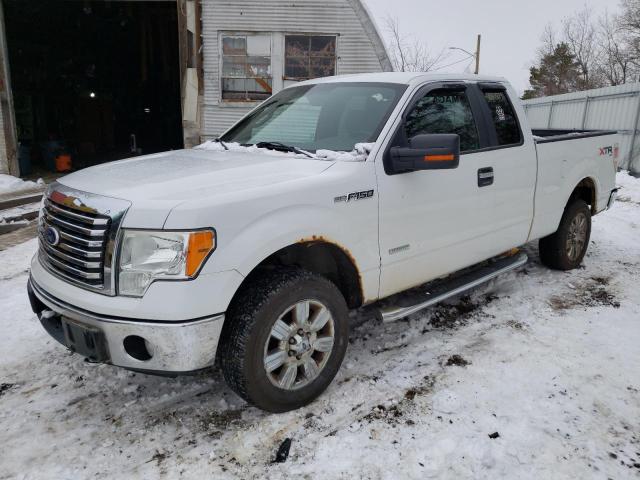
[[522, 83, 640, 174]]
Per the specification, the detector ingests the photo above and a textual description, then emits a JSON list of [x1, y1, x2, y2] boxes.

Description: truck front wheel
[[539, 199, 592, 270], [218, 268, 349, 412]]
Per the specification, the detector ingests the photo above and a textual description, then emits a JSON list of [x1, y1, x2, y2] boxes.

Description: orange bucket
[[55, 154, 72, 172]]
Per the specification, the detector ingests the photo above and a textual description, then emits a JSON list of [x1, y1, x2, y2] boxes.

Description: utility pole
[[474, 34, 481, 75]]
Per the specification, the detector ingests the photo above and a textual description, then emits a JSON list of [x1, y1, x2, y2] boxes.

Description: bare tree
[[596, 11, 636, 85], [384, 16, 449, 72], [538, 23, 558, 58], [619, 0, 640, 67], [562, 6, 603, 89]]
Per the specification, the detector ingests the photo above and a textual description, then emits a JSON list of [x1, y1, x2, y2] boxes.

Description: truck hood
[[57, 149, 335, 228]]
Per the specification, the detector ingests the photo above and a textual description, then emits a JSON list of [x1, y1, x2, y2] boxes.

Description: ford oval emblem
[[44, 226, 61, 246]]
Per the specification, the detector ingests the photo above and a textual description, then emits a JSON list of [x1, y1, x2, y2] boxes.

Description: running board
[[378, 253, 528, 323]]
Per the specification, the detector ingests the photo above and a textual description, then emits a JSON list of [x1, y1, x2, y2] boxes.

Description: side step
[[378, 253, 528, 322]]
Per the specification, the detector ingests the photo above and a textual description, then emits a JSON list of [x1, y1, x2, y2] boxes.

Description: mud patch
[[426, 294, 497, 330], [360, 376, 436, 427], [549, 276, 620, 310], [404, 376, 436, 400], [0, 383, 15, 397], [199, 408, 244, 431], [506, 320, 525, 330], [363, 404, 404, 424], [147, 450, 170, 467], [445, 355, 470, 367]]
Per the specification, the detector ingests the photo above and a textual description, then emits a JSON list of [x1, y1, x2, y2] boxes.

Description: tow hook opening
[[123, 335, 153, 361]]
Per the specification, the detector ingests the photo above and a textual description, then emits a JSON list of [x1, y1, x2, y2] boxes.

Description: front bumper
[[28, 277, 225, 373]]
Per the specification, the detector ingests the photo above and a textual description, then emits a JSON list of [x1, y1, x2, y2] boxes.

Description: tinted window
[[405, 90, 480, 152], [482, 91, 521, 146]]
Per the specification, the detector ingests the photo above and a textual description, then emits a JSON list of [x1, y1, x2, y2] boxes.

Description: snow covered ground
[[1, 172, 639, 479]]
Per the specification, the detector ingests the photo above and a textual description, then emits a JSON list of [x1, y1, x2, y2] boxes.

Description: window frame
[[219, 32, 273, 103], [383, 82, 492, 175], [283, 33, 338, 82], [475, 82, 525, 150]]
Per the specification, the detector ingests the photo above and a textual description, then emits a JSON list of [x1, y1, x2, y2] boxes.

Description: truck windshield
[[221, 82, 407, 153]]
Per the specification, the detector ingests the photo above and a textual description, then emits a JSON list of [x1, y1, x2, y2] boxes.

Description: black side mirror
[[389, 134, 460, 173]]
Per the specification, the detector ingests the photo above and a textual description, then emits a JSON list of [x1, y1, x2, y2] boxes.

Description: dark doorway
[[3, 0, 183, 176]]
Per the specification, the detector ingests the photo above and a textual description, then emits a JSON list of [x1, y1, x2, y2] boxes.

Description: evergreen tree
[[522, 43, 581, 99]]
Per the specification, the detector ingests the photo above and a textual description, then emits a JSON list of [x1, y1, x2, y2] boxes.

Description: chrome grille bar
[[44, 211, 106, 237], [41, 218, 105, 248], [55, 241, 102, 259], [42, 251, 103, 280], [44, 200, 109, 226], [38, 183, 131, 295], [40, 240, 103, 269]]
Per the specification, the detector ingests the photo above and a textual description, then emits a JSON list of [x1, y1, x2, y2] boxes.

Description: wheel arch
[[229, 238, 364, 311], [568, 176, 598, 214]]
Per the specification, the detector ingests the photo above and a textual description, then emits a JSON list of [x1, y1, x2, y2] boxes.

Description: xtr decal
[[599, 144, 619, 159]]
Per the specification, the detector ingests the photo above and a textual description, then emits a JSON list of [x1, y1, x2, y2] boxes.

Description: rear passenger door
[[474, 83, 537, 248]]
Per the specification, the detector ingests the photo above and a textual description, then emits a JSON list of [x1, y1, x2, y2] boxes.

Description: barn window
[[285, 35, 336, 81], [221, 34, 272, 101]]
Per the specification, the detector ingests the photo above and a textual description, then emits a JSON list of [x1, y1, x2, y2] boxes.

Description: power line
[[430, 56, 475, 72]]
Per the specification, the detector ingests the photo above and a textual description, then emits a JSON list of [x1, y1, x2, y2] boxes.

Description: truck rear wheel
[[218, 268, 349, 412], [539, 199, 591, 270]]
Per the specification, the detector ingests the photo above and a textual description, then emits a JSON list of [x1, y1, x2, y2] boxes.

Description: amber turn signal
[[424, 154, 455, 162], [186, 231, 216, 277]]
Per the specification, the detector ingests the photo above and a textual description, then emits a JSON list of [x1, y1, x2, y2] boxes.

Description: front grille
[[39, 197, 111, 288]]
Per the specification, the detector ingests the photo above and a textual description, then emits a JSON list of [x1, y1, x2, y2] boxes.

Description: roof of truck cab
[[298, 72, 510, 87]]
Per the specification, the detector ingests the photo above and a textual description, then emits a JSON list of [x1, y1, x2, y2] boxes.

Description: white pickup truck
[[28, 73, 619, 412]]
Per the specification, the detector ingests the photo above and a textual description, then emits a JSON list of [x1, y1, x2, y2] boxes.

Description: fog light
[[123, 335, 153, 361]]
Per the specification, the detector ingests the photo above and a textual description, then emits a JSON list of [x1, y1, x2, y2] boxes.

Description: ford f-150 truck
[[28, 73, 619, 412]]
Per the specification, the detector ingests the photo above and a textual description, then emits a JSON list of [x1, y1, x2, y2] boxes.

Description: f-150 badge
[[334, 190, 375, 203]]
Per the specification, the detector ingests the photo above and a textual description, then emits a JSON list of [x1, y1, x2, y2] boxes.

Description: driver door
[[377, 82, 502, 298]]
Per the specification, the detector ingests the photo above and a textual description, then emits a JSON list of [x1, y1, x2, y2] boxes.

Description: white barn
[[200, 0, 392, 139]]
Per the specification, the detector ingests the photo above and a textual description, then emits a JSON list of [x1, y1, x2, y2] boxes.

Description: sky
[[363, 0, 619, 94]]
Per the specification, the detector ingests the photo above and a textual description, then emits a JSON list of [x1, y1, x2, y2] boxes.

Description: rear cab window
[[481, 89, 522, 147]]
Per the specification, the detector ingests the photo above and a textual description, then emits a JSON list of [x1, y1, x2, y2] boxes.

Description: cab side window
[[482, 90, 522, 146], [405, 89, 480, 152]]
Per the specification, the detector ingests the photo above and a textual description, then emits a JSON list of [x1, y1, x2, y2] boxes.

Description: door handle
[[478, 167, 493, 187], [478, 167, 494, 187]]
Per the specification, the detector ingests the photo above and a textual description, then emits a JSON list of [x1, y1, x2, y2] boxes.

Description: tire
[[218, 268, 349, 413], [539, 199, 592, 270]]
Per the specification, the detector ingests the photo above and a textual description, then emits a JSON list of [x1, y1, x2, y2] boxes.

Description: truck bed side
[[528, 131, 619, 241]]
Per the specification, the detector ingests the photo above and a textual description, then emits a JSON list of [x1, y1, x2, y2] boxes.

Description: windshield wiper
[[214, 138, 229, 150], [255, 141, 315, 159]]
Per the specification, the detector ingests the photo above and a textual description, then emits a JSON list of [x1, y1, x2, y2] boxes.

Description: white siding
[[201, 0, 391, 138], [523, 83, 640, 174]]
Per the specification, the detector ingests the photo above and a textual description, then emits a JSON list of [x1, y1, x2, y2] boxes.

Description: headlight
[[118, 229, 216, 297]]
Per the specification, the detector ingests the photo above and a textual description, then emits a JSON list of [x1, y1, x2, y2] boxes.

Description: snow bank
[[0, 174, 43, 195], [195, 141, 374, 162], [616, 170, 640, 204]]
